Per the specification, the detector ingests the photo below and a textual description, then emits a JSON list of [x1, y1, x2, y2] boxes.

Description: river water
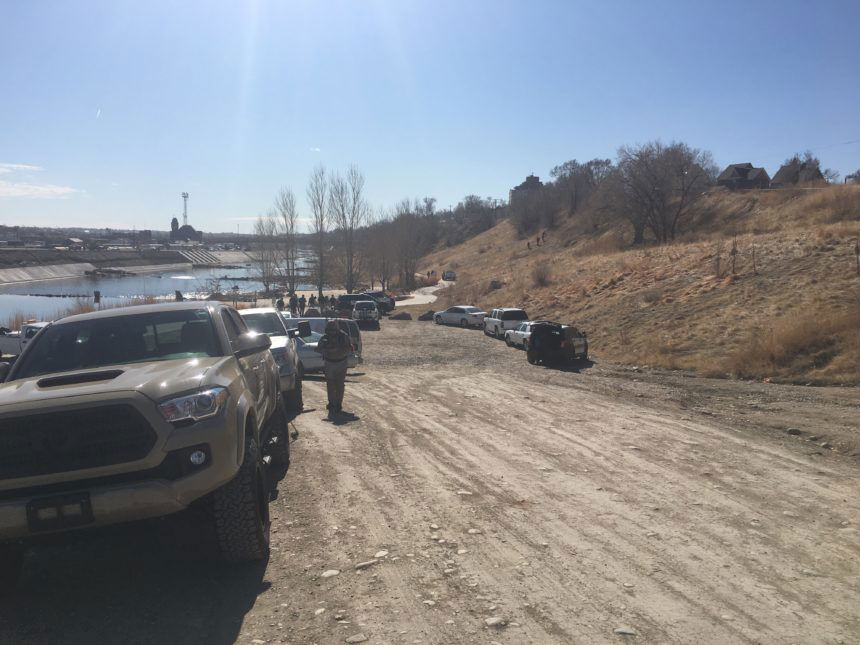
[[0, 266, 317, 322]]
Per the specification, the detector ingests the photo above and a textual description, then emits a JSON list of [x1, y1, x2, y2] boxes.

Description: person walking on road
[[275, 296, 285, 312], [289, 292, 298, 316], [314, 320, 352, 416], [298, 294, 307, 316], [308, 294, 317, 309]]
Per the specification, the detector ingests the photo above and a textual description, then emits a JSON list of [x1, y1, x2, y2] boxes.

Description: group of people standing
[[275, 292, 338, 316]]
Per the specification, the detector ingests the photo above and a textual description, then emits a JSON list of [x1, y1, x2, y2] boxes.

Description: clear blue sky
[[1, 0, 858, 232]]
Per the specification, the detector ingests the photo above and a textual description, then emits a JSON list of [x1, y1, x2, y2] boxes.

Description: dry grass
[[3, 295, 161, 330], [727, 308, 860, 384]]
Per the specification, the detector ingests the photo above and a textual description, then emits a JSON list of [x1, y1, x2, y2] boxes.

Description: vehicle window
[[462, 307, 480, 313], [24, 326, 39, 339], [502, 310, 528, 321], [14, 309, 220, 378], [221, 310, 240, 345], [354, 301, 376, 310], [242, 313, 286, 336], [284, 317, 326, 335], [449, 307, 461, 314], [227, 309, 249, 333]]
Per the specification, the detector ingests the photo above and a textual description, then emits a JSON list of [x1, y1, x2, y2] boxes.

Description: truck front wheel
[[209, 434, 270, 562]]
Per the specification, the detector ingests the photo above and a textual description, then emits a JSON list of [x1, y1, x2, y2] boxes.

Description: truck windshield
[[354, 302, 376, 310], [13, 309, 221, 378]]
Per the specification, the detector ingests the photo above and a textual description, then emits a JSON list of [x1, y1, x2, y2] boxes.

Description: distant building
[[716, 163, 770, 190], [508, 174, 543, 204], [771, 158, 824, 188], [65, 237, 84, 250], [169, 216, 203, 243]]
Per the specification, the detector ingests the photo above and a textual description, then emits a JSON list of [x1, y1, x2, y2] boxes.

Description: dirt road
[[2, 321, 859, 644]]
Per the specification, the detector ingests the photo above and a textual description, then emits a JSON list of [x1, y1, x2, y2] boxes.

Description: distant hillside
[[420, 185, 860, 385]]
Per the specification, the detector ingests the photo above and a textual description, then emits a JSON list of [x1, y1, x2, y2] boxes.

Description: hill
[[419, 185, 860, 385]]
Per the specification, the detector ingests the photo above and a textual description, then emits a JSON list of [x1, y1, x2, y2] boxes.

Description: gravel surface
[[2, 319, 858, 644]]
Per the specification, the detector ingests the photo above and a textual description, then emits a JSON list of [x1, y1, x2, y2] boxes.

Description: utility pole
[[182, 192, 189, 227]]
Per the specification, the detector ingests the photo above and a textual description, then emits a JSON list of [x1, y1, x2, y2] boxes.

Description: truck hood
[[0, 356, 227, 408]]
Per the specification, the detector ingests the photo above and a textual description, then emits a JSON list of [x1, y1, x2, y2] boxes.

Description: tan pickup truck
[[0, 301, 290, 587]]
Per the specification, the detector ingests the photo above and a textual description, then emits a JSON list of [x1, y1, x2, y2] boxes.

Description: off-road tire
[[505, 336, 513, 347], [523, 339, 529, 351], [210, 434, 270, 562], [495, 326, 502, 339], [0, 544, 25, 593], [265, 398, 291, 469], [284, 372, 303, 418], [527, 351, 537, 365]]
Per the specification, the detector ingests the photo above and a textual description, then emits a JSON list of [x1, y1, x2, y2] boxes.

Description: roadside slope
[[420, 186, 860, 384]]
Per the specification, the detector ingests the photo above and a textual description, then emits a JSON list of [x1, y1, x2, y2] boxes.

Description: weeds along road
[[3, 320, 860, 644]]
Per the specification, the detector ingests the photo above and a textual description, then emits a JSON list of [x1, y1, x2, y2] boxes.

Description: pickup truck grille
[[0, 405, 156, 479]]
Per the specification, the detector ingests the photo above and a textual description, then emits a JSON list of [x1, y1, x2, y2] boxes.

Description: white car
[[0, 321, 49, 356], [434, 305, 486, 328], [484, 308, 529, 339], [505, 321, 536, 349], [282, 319, 361, 374], [352, 300, 380, 328], [238, 307, 303, 413]]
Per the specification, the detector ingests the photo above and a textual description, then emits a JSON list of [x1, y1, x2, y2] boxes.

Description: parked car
[[280, 316, 362, 373], [360, 290, 395, 313], [0, 321, 49, 356], [0, 302, 288, 583], [484, 308, 529, 339], [434, 305, 486, 328], [352, 300, 380, 329], [526, 321, 589, 365], [238, 307, 303, 415], [336, 293, 369, 317], [505, 321, 537, 349], [442, 271, 457, 281]]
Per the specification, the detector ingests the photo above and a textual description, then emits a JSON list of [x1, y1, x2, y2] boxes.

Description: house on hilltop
[[771, 158, 824, 188], [716, 163, 770, 190], [508, 174, 543, 205]]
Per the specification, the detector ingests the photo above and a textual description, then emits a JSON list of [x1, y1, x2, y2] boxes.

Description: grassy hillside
[[420, 185, 860, 385]]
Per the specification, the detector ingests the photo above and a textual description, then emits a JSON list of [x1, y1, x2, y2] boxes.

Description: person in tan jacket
[[314, 320, 353, 416]]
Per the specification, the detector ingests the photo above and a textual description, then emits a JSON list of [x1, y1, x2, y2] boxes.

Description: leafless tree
[[274, 187, 300, 293], [252, 213, 280, 292], [328, 166, 369, 293], [306, 165, 329, 300], [616, 141, 716, 243], [365, 207, 395, 290]]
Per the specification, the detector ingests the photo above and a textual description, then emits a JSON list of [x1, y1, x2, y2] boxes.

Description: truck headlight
[[159, 387, 228, 423]]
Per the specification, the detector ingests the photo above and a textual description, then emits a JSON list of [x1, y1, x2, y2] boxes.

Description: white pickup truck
[[0, 322, 49, 356]]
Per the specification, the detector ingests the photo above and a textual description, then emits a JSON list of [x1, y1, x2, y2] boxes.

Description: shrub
[[532, 260, 552, 287]]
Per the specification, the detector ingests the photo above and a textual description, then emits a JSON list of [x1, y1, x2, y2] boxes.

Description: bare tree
[[365, 206, 395, 290], [252, 213, 280, 292], [328, 166, 369, 293], [274, 187, 300, 293], [616, 141, 716, 243], [306, 166, 329, 300]]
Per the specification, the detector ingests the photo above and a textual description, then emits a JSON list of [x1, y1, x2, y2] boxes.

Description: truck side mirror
[[297, 321, 312, 338]]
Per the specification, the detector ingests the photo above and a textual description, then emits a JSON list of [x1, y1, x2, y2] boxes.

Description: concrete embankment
[[0, 263, 97, 285], [0, 248, 206, 285], [0, 262, 195, 286]]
